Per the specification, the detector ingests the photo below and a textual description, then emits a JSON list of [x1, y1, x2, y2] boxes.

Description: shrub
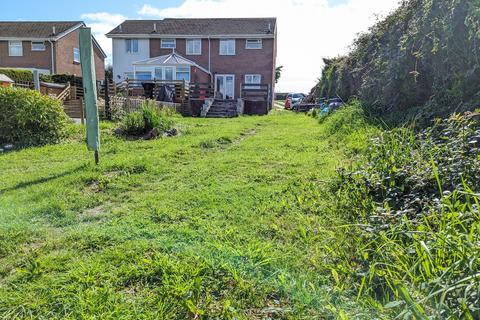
[[0, 69, 33, 82], [0, 68, 52, 83], [0, 87, 69, 147], [334, 112, 480, 318], [320, 101, 370, 135], [310, 0, 480, 123], [120, 101, 174, 137]]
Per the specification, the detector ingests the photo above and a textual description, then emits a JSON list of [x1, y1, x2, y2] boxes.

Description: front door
[[215, 74, 235, 100]]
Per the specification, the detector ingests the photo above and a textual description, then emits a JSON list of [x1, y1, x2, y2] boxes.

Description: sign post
[[79, 27, 100, 165]]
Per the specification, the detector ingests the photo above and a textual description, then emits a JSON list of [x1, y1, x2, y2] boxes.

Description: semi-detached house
[[0, 21, 106, 80], [106, 18, 277, 102]]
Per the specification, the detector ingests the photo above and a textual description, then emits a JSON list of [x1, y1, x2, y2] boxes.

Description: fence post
[[33, 70, 41, 92], [80, 98, 85, 125], [104, 80, 111, 120]]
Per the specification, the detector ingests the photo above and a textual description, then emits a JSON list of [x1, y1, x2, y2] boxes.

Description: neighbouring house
[[0, 21, 106, 80], [0, 74, 14, 87], [106, 18, 277, 107]]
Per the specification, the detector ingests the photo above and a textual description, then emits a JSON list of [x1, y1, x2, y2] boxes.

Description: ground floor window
[[245, 74, 262, 89], [151, 66, 190, 81], [136, 72, 152, 81], [176, 66, 190, 82]]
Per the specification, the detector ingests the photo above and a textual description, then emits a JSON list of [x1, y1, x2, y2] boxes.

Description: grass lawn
[[0, 111, 377, 319]]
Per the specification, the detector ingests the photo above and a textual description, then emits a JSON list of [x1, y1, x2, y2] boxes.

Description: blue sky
[[1, 0, 398, 92], [1, 0, 348, 21], [1, 1, 185, 20]]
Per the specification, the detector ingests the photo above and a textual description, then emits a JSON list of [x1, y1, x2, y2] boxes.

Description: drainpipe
[[48, 40, 55, 74], [208, 36, 211, 79]]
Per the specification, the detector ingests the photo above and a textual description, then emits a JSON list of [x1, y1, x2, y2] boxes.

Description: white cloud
[[81, 12, 127, 63], [82, 0, 401, 92], [137, 0, 401, 93]]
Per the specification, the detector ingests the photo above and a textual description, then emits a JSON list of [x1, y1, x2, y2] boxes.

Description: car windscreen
[[292, 94, 303, 99]]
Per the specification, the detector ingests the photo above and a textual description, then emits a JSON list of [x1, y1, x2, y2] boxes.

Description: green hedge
[[0, 69, 76, 84], [312, 0, 480, 124], [0, 69, 34, 82], [0, 87, 69, 147]]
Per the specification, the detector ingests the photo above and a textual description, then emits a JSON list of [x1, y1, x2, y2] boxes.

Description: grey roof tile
[[0, 21, 83, 38], [107, 18, 276, 36]]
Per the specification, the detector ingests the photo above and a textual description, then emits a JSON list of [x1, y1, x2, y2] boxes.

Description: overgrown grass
[[333, 111, 480, 318], [4, 102, 473, 318], [0, 111, 381, 319]]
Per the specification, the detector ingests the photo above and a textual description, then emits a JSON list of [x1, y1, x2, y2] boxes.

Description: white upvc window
[[245, 74, 262, 89], [126, 39, 139, 53], [8, 41, 23, 56], [186, 39, 201, 55], [135, 72, 152, 81], [73, 48, 80, 63], [246, 39, 262, 49], [176, 66, 191, 82], [245, 74, 262, 84], [219, 39, 235, 55], [164, 66, 174, 80], [31, 41, 46, 51], [161, 38, 176, 49]]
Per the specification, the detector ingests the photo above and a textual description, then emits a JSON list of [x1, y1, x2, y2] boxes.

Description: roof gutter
[[106, 33, 275, 39]]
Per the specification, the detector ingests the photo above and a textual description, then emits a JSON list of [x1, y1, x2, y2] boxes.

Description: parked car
[[285, 93, 305, 110], [328, 98, 343, 110]]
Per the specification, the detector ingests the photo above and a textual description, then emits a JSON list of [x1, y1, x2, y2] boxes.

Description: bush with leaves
[[0, 87, 69, 147], [119, 100, 175, 138], [0, 68, 52, 83], [310, 0, 480, 124], [334, 112, 480, 318]]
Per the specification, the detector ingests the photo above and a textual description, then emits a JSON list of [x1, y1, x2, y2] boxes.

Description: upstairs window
[[73, 48, 80, 63], [161, 39, 176, 49], [126, 39, 139, 53], [186, 39, 201, 55], [31, 41, 46, 51], [8, 41, 23, 56], [219, 39, 235, 55], [246, 39, 262, 49]]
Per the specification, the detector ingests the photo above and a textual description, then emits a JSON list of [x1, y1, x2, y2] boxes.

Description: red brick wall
[[190, 66, 210, 83], [93, 44, 106, 81], [150, 38, 275, 99], [0, 40, 53, 71], [210, 38, 275, 100], [55, 30, 105, 80]]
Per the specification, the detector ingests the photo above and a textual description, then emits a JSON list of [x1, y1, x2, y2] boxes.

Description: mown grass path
[[0, 112, 372, 319]]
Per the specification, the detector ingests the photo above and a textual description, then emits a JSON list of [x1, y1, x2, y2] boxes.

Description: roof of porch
[[133, 52, 211, 75]]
